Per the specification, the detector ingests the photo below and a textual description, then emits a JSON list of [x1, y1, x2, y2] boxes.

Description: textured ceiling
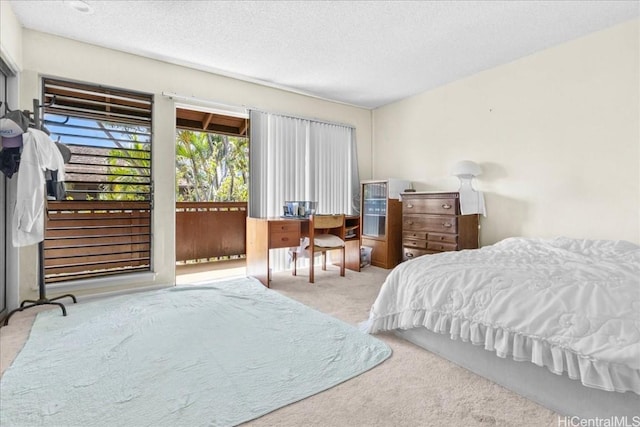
[[8, 0, 640, 109]]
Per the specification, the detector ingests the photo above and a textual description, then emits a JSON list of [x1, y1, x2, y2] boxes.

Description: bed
[[363, 237, 640, 418]]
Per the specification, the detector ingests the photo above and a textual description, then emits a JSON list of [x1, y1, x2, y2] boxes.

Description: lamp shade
[[451, 160, 482, 177]]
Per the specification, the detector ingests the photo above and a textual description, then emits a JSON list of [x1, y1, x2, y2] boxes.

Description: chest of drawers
[[401, 192, 479, 260]]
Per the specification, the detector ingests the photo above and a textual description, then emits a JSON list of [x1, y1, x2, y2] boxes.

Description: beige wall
[[373, 19, 639, 246], [16, 29, 372, 300], [0, 0, 23, 70]]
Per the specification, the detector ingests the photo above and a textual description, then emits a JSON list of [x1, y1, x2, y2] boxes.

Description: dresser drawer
[[403, 215, 458, 233], [400, 192, 478, 258], [403, 247, 433, 260], [427, 241, 458, 252], [403, 197, 458, 215], [427, 233, 458, 244], [403, 239, 427, 249], [403, 231, 427, 240]]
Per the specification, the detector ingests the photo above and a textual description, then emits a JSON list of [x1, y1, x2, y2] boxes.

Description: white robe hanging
[[12, 128, 66, 247]]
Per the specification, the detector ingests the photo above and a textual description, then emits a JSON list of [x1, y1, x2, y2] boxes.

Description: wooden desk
[[246, 216, 361, 287]]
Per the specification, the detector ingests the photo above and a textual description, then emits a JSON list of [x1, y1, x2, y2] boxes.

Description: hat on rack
[[0, 110, 30, 137], [1, 134, 23, 148]]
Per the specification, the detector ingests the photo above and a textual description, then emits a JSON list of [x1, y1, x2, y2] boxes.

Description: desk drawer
[[270, 222, 300, 233], [269, 221, 300, 249], [270, 231, 299, 248]]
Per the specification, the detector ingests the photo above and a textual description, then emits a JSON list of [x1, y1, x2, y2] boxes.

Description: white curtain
[[249, 110, 359, 217], [249, 110, 359, 271]]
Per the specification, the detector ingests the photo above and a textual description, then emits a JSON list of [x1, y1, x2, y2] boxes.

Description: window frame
[[41, 77, 154, 285]]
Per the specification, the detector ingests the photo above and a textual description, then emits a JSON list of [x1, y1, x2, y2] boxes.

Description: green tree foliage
[[100, 124, 151, 201], [175, 130, 248, 202], [97, 124, 247, 202], [100, 142, 151, 201]]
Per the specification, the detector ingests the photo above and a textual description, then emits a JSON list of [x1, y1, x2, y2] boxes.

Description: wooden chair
[[291, 214, 346, 283]]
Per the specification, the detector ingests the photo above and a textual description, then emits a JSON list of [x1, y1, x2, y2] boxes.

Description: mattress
[[364, 237, 640, 395]]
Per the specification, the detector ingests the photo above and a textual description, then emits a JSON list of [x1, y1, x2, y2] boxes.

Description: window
[[42, 78, 153, 283]]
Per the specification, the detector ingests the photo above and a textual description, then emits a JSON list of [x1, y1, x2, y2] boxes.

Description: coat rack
[[3, 99, 76, 326]]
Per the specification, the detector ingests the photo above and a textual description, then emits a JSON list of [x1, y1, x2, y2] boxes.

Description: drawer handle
[[442, 204, 452, 209], [443, 223, 452, 228], [281, 237, 289, 242], [406, 252, 414, 258], [439, 236, 445, 240], [407, 204, 414, 208], [407, 221, 413, 225]]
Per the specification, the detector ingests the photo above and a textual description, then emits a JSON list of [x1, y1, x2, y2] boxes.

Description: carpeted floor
[[0, 265, 559, 427]]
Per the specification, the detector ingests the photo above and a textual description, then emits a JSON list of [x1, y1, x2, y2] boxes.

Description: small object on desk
[[283, 201, 317, 218]]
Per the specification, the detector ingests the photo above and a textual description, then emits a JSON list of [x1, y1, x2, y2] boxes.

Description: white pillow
[[313, 234, 344, 248]]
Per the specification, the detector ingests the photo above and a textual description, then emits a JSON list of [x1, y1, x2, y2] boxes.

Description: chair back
[[310, 214, 345, 244], [313, 214, 345, 231]]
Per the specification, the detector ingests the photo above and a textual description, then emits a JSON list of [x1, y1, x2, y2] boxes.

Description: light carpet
[[0, 277, 391, 427], [1, 266, 561, 426]]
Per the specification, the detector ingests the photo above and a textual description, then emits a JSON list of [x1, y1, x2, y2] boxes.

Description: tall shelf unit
[[360, 179, 407, 269]]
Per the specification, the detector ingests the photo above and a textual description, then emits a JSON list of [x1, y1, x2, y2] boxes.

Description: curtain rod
[[249, 108, 355, 130], [162, 92, 355, 130], [162, 92, 248, 117]]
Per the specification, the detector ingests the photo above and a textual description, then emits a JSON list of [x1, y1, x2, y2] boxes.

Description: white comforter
[[365, 237, 640, 394]]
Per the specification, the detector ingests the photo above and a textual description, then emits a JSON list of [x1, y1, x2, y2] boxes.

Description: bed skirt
[[396, 327, 640, 420]]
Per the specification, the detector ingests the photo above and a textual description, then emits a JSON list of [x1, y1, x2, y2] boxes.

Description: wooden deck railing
[[175, 202, 247, 262], [44, 201, 247, 284], [45, 201, 152, 283]]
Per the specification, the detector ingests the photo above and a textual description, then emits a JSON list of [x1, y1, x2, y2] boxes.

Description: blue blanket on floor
[[0, 277, 391, 426]]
